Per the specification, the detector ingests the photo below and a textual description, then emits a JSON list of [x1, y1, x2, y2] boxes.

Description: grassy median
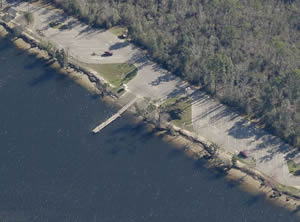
[[109, 26, 127, 36], [287, 160, 300, 176], [85, 63, 137, 94], [161, 96, 193, 131]]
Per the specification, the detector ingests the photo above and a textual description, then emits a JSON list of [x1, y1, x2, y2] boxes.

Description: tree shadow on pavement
[[190, 90, 239, 125], [45, 13, 66, 26], [163, 81, 188, 100], [150, 72, 177, 86], [126, 52, 151, 70], [226, 117, 296, 163], [227, 119, 259, 140], [191, 102, 223, 123], [109, 42, 130, 50], [77, 25, 104, 37]]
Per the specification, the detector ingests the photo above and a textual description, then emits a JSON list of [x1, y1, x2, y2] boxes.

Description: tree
[[11, 26, 23, 38], [287, 69, 300, 101], [207, 53, 233, 95], [231, 154, 238, 167], [24, 11, 34, 25], [55, 49, 68, 67]]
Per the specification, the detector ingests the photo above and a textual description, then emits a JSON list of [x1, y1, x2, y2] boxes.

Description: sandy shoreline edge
[[1, 23, 300, 214]]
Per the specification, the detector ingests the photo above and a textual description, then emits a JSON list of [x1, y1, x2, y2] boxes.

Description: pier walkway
[[92, 97, 138, 134]]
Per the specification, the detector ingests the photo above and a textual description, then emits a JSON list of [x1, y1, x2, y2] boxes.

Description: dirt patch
[[13, 38, 31, 50]]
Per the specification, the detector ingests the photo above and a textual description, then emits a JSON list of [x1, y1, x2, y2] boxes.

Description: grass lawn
[[287, 160, 300, 176], [85, 63, 137, 89], [109, 26, 127, 36], [161, 96, 193, 131]]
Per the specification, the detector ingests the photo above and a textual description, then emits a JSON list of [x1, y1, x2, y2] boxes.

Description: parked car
[[49, 21, 60, 28], [118, 34, 127, 39], [102, 51, 113, 56], [238, 151, 248, 159]]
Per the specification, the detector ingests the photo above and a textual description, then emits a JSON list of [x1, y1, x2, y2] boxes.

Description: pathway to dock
[[92, 97, 138, 134]]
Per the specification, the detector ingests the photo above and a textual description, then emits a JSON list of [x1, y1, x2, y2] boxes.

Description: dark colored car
[[118, 34, 127, 39], [102, 51, 113, 56], [238, 151, 248, 159]]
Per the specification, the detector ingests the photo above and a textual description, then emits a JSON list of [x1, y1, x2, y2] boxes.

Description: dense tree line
[[44, 0, 299, 148]]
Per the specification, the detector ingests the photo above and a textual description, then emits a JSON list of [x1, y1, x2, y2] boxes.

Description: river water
[[0, 38, 299, 222]]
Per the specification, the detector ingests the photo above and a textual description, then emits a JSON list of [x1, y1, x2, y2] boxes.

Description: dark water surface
[[0, 39, 299, 222]]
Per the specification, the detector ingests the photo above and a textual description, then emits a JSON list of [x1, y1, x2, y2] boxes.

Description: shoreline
[[1, 23, 300, 215]]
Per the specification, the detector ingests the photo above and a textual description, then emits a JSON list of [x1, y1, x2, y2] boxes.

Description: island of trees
[[42, 0, 300, 148]]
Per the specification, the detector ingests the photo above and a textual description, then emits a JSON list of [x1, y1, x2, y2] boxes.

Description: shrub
[[11, 26, 22, 38], [55, 48, 68, 67], [24, 11, 34, 24]]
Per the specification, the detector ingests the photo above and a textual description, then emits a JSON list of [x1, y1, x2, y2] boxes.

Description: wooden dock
[[92, 98, 138, 134]]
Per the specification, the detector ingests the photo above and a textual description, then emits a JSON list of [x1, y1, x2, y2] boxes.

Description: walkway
[[92, 98, 137, 133]]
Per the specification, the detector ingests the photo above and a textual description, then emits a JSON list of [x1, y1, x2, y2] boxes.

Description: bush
[[11, 26, 22, 38], [39, 40, 56, 56], [55, 48, 68, 67], [24, 11, 34, 24], [231, 154, 238, 167]]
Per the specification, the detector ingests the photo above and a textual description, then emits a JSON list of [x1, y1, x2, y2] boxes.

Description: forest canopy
[[45, 0, 300, 148]]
